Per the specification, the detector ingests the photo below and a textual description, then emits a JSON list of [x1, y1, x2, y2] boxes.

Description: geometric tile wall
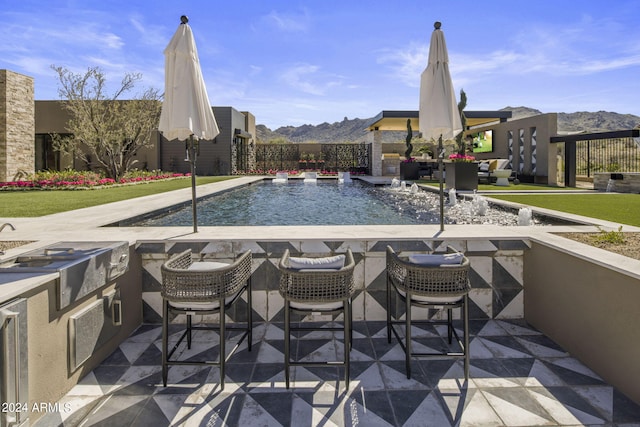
[[136, 237, 529, 325]]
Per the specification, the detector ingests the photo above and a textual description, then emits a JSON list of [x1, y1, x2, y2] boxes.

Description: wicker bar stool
[[278, 249, 356, 389], [160, 249, 252, 389], [386, 246, 471, 380]]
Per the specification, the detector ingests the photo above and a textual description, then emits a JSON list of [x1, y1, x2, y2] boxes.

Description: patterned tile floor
[[35, 319, 640, 426]]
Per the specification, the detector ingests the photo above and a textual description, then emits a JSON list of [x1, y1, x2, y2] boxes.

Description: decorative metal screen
[[254, 144, 300, 172], [249, 143, 371, 174], [233, 138, 254, 174], [321, 143, 371, 174]]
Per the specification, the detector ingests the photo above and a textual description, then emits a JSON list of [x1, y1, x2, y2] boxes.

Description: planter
[[400, 162, 420, 180], [445, 162, 478, 191]]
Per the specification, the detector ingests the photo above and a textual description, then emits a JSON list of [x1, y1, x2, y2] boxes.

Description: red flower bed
[[0, 171, 189, 190]]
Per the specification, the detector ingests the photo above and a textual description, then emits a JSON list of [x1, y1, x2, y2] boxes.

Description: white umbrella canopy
[[158, 16, 219, 233], [419, 22, 462, 142], [158, 16, 219, 141], [418, 22, 462, 232]]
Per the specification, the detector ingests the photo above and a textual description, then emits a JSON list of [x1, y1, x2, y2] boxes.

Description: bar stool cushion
[[288, 254, 345, 270], [408, 253, 464, 266], [396, 289, 464, 304], [289, 300, 344, 311]]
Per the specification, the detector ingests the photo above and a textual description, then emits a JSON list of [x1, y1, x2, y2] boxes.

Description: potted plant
[[445, 153, 478, 191], [299, 153, 309, 170], [400, 119, 420, 180]]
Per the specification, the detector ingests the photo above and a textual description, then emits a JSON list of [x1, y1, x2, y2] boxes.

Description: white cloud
[[378, 15, 640, 95], [263, 9, 310, 32], [279, 64, 342, 96], [376, 43, 427, 88], [128, 14, 168, 49]]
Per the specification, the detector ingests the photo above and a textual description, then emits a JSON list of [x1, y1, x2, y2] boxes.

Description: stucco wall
[[472, 113, 559, 185], [524, 240, 640, 405]]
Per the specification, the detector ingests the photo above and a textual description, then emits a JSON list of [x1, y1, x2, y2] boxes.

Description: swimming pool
[[130, 179, 556, 227]]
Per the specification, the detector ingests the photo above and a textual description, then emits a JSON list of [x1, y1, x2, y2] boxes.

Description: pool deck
[[2, 176, 640, 426]]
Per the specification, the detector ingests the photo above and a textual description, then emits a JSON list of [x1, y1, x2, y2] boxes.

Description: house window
[[35, 134, 64, 171]]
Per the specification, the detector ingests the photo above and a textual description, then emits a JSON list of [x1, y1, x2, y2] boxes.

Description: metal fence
[[576, 134, 640, 177], [251, 143, 371, 174]]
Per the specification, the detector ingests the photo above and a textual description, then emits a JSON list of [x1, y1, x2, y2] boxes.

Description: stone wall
[[594, 172, 640, 193], [367, 130, 383, 176], [0, 70, 35, 182]]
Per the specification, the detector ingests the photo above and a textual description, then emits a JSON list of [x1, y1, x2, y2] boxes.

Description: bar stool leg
[[284, 300, 291, 389], [162, 300, 169, 387], [447, 308, 453, 344], [463, 294, 470, 380], [405, 293, 412, 379], [386, 275, 392, 343], [247, 278, 252, 351], [345, 299, 351, 389], [220, 301, 226, 390], [187, 314, 192, 349]]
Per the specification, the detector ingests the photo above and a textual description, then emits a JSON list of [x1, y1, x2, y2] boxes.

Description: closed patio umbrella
[[419, 21, 462, 232], [158, 15, 219, 233]]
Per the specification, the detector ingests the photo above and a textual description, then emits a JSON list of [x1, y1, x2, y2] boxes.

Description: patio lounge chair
[[160, 249, 253, 389], [386, 246, 471, 380], [478, 159, 511, 184], [277, 249, 356, 389]]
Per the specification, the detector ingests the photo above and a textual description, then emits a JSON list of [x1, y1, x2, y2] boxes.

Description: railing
[[576, 135, 640, 177], [250, 143, 371, 174], [551, 129, 640, 185]]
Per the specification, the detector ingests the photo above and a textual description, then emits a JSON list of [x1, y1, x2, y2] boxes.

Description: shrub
[[0, 169, 188, 190], [593, 226, 626, 245]]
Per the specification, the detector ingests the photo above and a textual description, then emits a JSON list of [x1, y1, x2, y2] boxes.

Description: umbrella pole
[[189, 135, 198, 233], [438, 134, 444, 232]]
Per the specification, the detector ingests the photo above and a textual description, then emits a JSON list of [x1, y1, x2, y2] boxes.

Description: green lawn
[[420, 179, 640, 226], [0, 176, 235, 217], [418, 181, 574, 191], [489, 193, 640, 227]]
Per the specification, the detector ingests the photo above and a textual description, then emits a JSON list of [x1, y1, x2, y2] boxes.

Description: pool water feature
[[130, 180, 556, 227]]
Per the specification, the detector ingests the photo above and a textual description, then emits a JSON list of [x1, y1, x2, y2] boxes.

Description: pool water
[[135, 180, 425, 226], [131, 179, 556, 227]]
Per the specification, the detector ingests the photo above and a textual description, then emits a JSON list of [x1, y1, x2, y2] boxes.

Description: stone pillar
[[0, 70, 35, 182], [368, 129, 383, 176]]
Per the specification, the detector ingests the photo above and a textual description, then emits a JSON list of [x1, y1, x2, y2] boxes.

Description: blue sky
[[2, 0, 639, 129]]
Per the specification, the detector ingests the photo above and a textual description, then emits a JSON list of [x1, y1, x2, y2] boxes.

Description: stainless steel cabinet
[[1, 298, 28, 427]]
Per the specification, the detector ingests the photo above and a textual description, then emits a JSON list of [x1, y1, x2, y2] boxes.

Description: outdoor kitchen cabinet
[[0, 241, 142, 425], [0, 298, 28, 427]]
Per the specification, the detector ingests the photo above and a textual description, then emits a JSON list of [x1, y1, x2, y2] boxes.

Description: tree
[[51, 66, 162, 180], [455, 89, 467, 155]]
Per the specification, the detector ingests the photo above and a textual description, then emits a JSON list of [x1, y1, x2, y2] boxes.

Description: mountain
[[256, 108, 640, 144], [501, 106, 640, 133], [256, 117, 376, 144]]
